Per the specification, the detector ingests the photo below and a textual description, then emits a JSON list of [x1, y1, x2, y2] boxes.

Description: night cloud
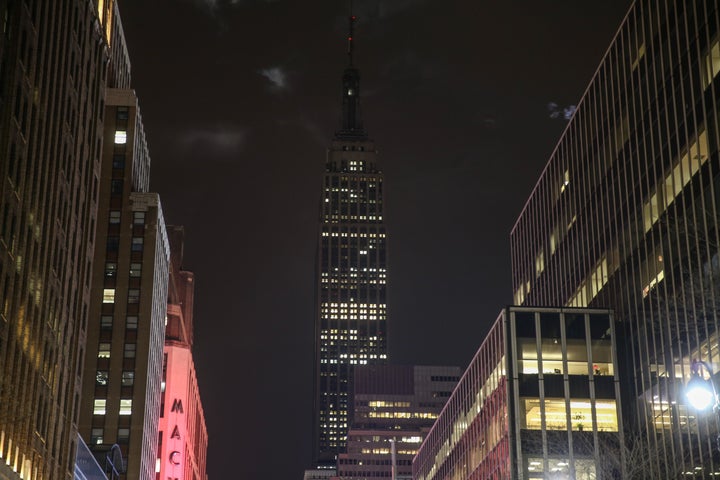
[[258, 66, 288, 91], [182, 127, 247, 153]]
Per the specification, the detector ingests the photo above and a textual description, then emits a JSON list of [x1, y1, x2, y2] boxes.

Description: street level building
[[336, 365, 460, 480], [314, 15, 389, 465], [510, 0, 720, 475], [156, 226, 208, 480], [78, 87, 169, 480], [413, 307, 621, 480], [0, 1, 110, 479]]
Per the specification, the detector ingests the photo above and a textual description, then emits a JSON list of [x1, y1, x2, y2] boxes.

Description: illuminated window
[[119, 399, 132, 415], [703, 39, 720, 88], [93, 399, 106, 415], [103, 289, 115, 303], [133, 211, 145, 225], [114, 130, 127, 144], [96, 371, 109, 386], [98, 343, 111, 358]]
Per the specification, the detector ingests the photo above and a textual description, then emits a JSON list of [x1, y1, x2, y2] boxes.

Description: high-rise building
[[510, 0, 720, 475], [157, 226, 208, 480], [313, 14, 389, 464], [78, 85, 170, 480], [336, 365, 461, 480], [413, 307, 621, 480], [0, 2, 110, 479]]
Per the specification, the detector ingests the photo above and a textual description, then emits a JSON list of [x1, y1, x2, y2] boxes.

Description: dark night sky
[[118, 1, 632, 478]]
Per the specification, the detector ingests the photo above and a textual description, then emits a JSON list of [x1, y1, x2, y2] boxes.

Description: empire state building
[[313, 14, 389, 465]]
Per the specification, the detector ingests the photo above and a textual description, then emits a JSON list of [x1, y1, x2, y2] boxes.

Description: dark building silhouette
[[313, 14, 389, 465], [511, 0, 720, 475], [0, 2, 110, 478]]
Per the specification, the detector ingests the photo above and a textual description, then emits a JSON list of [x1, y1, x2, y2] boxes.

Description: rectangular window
[[110, 180, 123, 195], [129, 263, 142, 277], [112, 154, 125, 169], [116, 107, 129, 120], [117, 428, 130, 443], [119, 399, 132, 415], [100, 315, 113, 329], [114, 130, 127, 144], [127, 289, 140, 304], [122, 371, 135, 386], [131, 237, 143, 251], [126, 316, 138, 330], [133, 211, 145, 225], [109, 211, 121, 224], [124, 343, 136, 358], [96, 371, 109, 386], [102, 289, 115, 303], [98, 343, 111, 358], [104, 263, 117, 277], [93, 399, 106, 415], [106, 236, 120, 251], [90, 428, 104, 445]]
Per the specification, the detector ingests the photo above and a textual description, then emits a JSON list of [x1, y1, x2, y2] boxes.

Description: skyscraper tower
[[313, 13, 389, 465]]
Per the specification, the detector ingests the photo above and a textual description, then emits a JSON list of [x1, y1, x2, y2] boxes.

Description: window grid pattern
[[510, 1, 720, 476], [315, 138, 389, 461], [413, 311, 509, 480]]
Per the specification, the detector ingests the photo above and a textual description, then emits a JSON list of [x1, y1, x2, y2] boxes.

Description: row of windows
[[100, 315, 138, 330], [108, 210, 145, 225], [105, 262, 142, 277], [93, 398, 132, 415], [95, 370, 134, 386], [97, 342, 136, 358], [102, 288, 141, 304]]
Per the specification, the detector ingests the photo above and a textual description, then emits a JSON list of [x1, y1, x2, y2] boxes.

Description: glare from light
[[686, 376, 715, 411]]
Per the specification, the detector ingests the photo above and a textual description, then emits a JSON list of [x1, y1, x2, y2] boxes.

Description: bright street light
[[686, 360, 718, 411]]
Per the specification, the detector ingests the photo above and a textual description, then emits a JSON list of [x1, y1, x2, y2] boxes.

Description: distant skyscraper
[[511, 1, 720, 475], [313, 14, 389, 465], [0, 2, 109, 479]]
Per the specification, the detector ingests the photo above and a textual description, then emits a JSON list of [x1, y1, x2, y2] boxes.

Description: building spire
[[347, 1, 355, 66], [337, 1, 366, 138]]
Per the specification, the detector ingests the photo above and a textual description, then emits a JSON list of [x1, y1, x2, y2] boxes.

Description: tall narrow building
[[0, 2, 109, 479], [313, 14, 389, 465]]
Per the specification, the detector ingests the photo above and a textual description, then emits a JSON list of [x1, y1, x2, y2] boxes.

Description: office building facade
[[510, 0, 720, 475], [0, 1, 110, 479], [78, 88, 169, 480], [336, 365, 460, 480], [413, 307, 621, 480], [314, 15, 389, 464]]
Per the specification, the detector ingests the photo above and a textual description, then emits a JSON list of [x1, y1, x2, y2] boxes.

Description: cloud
[[182, 127, 247, 154], [186, 0, 276, 13], [258, 66, 288, 91]]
